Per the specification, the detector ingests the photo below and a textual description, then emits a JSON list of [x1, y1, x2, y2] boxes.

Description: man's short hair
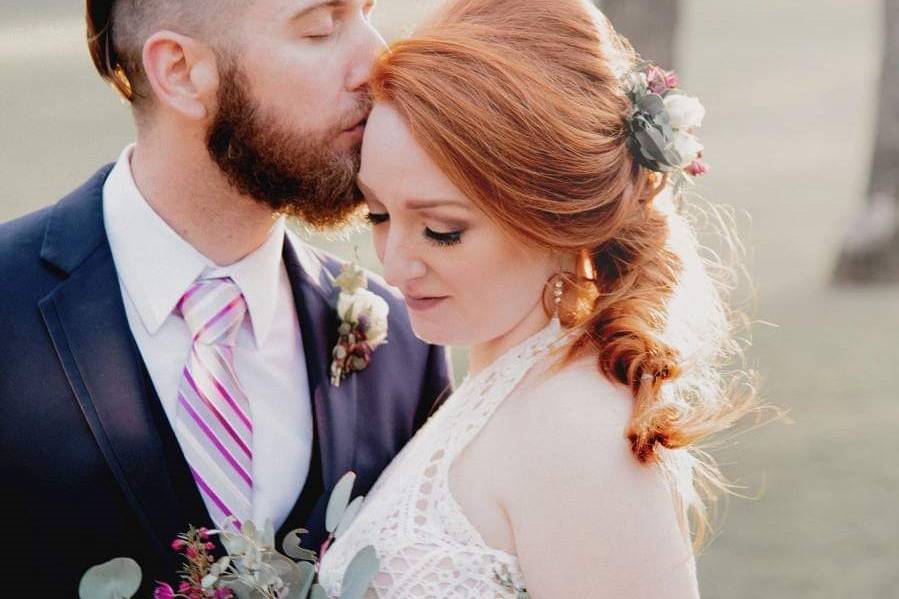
[[86, 0, 233, 108]]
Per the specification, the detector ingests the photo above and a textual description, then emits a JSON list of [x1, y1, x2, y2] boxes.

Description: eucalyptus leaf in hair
[[629, 112, 679, 172]]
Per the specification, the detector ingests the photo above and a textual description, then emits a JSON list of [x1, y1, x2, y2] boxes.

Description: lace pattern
[[317, 323, 566, 598]]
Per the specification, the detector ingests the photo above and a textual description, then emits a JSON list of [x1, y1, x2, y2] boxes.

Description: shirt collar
[[103, 144, 286, 349]]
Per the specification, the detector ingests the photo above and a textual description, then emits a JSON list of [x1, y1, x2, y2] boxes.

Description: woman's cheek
[[372, 227, 387, 263]]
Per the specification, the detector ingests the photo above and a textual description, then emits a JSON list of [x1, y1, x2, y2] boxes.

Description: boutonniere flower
[[330, 261, 390, 387]]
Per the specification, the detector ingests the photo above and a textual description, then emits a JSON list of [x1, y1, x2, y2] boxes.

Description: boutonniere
[[330, 261, 390, 387]]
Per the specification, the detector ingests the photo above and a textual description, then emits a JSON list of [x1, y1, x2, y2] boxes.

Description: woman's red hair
[[371, 0, 755, 540]]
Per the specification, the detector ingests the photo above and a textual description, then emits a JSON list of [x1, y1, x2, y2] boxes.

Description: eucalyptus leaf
[[339, 545, 380, 599], [295, 561, 316, 598], [220, 529, 248, 555], [326, 472, 357, 534], [310, 583, 330, 599], [263, 519, 276, 548], [282, 528, 316, 562], [334, 495, 365, 540], [227, 578, 255, 599], [243, 520, 258, 541], [78, 558, 142, 599], [267, 554, 305, 599], [634, 126, 669, 165], [636, 93, 665, 118]]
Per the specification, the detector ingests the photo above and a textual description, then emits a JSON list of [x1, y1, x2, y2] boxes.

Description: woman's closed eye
[[366, 211, 389, 225], [365, 212, 464, 247], [424, 227, 463, 247]]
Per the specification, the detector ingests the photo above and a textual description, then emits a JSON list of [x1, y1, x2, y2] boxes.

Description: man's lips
[[342, 113, 368, 132]]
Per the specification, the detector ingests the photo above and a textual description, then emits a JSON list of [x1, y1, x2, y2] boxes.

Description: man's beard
[[206, 60, 370, 229]]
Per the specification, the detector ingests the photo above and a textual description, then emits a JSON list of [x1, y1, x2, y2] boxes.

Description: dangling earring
[[544, 261, 566, 334], [552, 275, 564, 324], [543, 249, 600, 330]]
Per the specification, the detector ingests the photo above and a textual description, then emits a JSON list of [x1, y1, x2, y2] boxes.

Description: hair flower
[[624, 61, 709, 195]]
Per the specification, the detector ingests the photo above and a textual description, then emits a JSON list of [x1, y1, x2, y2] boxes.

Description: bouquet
[[79, 473, 376, 599]]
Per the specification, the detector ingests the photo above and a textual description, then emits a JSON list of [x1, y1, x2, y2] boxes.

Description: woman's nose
[[380, 231, 427, 289]]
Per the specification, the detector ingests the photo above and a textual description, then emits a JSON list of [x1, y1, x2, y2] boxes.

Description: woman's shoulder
[[497, 354, 667, 500], [496, 356, 697, 597], [504, 355, 634, 449]]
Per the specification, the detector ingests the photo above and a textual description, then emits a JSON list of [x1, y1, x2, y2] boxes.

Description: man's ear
[[142, 31, 220, 121]]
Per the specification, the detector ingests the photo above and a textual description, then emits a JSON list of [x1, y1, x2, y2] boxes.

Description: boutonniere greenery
[[330, 261, 389, 387]]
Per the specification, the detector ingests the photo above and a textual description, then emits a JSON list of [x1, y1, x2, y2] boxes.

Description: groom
[[0, 0, 450, 594]]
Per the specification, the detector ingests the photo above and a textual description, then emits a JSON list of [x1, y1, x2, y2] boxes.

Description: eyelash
[[365, 213, 464, 247], [425, 228, 463, 247]]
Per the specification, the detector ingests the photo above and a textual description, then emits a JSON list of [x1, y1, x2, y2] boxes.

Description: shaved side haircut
[[86, 0, 239, 107]]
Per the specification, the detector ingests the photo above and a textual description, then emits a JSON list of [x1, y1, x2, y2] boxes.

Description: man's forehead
[[258, 0, 348, 18]]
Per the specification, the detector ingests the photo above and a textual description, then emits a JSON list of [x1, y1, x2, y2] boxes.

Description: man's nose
[[346, 18, 388, 92]]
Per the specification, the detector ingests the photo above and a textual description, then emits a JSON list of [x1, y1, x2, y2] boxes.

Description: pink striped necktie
[[175, 277, 253, 531]]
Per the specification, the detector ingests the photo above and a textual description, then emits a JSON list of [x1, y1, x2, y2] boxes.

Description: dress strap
[[441, 321, 569, 459]]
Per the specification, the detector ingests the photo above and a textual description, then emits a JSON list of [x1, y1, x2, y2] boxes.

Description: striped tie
[[175, 277, 253, 531]]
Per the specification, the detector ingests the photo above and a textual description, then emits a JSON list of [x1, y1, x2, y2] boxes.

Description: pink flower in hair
[[664, 70, 679, 89], [646, 65, 678, 95], [685, 158, 710, 177]]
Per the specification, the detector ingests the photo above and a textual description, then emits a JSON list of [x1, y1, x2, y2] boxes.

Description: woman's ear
[[142, 31, 220, 121]]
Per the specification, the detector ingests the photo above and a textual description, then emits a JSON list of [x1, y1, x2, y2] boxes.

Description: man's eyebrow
[[288, 0, 346, 21]]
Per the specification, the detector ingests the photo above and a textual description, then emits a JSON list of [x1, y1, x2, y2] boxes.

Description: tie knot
[[178, 277, 248, 347]]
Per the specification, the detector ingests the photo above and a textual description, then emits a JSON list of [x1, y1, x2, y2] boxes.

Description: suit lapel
[[36, 167, 358, 554], [283, 237, 358, 495], [38, 168, 198, 557]]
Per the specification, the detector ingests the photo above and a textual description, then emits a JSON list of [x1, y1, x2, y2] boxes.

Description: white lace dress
[[317, 324, 566, 598]]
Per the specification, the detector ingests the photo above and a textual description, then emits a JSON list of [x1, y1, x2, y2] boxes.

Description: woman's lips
[[405, 296, 449, 312]]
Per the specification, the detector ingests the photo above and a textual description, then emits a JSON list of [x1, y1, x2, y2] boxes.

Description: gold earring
[[578, 247, 596, 282]]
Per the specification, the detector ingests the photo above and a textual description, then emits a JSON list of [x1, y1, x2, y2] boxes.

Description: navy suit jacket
[[0, 166, 451, 595]]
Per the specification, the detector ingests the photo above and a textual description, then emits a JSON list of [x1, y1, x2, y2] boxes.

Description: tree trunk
[[833, 0, 899, 284], [597, 0, 680, 70]]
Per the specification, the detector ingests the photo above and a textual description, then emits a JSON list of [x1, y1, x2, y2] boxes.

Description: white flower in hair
[[673, 132, 704, 166], [663, 94, 706, 131]]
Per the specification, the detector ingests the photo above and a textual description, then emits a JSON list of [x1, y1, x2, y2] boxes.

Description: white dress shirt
[[103, 145, 313, 531]]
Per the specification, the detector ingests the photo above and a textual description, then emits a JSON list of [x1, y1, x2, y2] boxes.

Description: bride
[[318, 0, 750, 596]]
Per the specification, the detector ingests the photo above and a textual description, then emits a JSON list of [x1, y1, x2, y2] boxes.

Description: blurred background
[[2, 1, 898, 597]]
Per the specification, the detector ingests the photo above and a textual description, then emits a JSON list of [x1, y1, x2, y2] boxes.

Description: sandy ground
[[2, 1, 898, 597]]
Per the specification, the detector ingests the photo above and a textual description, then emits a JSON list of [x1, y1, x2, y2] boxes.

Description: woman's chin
[[409, 319, 469, 348]]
